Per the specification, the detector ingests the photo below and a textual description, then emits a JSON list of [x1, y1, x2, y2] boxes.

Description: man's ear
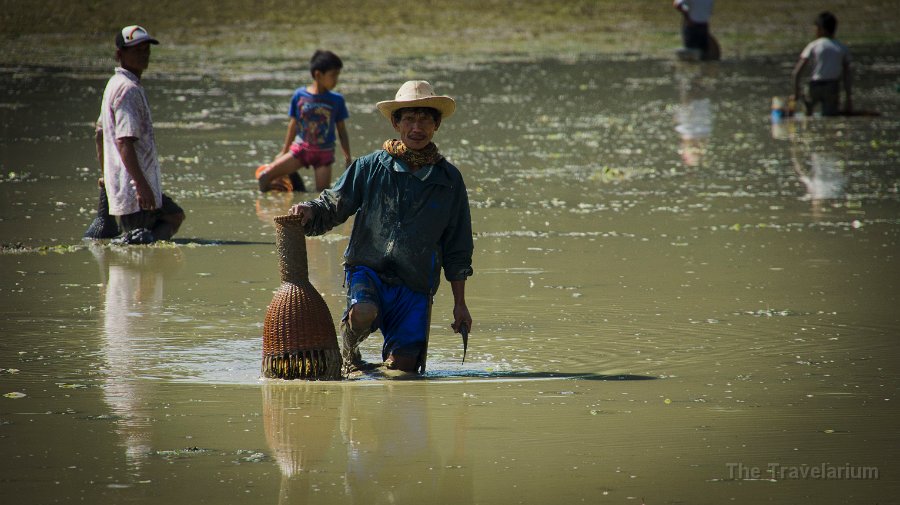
[[434, 117, 442, 131]]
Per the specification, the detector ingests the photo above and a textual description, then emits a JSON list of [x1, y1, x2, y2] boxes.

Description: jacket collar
[[376, 150, 453, 187]]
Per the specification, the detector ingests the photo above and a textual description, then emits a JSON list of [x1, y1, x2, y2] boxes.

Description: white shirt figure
[[97, 67, 163, 216]]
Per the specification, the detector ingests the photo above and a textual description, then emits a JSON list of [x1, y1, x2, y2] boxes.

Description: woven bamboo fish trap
[[262, 214, 341, 380]]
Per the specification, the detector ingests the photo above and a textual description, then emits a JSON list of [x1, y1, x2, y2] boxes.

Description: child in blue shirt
[[257, 50, 351, 192]]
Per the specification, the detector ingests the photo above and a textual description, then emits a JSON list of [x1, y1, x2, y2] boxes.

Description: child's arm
[[280, 118, 298, 155], [790, 57, 809, 104], [842, 58, 853, 113], [336, 120, 352, 166]]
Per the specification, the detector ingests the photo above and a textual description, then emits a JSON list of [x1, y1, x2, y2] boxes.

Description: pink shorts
[[289, 142, 335, 168]]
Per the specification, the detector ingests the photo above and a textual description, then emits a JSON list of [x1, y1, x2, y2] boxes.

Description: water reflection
[[90, 244, 185, 469], [794, 150, 846, 205], [255, 192, 295, 225], [673, 63, 716, 168], [262, 385, 340, 503], [771, 118, 847, 218], [262, 383, 474, 504]]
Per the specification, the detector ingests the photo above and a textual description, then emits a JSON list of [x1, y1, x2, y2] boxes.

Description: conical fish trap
[[262, 214, 341, 380]]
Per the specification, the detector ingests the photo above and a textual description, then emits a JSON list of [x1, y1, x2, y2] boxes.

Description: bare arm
[[115, 137, 156, 210], [673, 0, 690, 20], [336, 120, 351, 166], [95, 124, 104, 168], [842, 58, 853, 113], [280, 118, 298, 155], [450, 279, 472, 334], [790, 57, 809, 103]]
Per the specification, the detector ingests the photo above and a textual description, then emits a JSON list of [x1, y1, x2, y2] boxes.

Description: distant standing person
[[791, 11, 852, 116], [673, 0, 719, 61], [95, 25, 185, 245], [256, 50, 351, 193]]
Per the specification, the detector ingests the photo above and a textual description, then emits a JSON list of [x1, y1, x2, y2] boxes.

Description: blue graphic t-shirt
[[288, 88, 349, 149]]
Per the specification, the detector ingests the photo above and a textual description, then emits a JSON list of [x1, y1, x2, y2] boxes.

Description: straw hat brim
[[376, 96, 456, 120]]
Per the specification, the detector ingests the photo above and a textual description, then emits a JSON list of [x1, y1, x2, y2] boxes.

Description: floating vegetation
[[0, 243, 86, 255], [55, 383, 88, 389], [588, 165, 654, 183], [2, 171, 32, 183], [737, 309, 795, 317], [0, 240, 192, 255], [235, 450, 268, 463], [154, 447, 214, 459]]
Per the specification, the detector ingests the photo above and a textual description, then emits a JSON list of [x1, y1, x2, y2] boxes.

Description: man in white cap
[[290, 80, 473, 374], [92, 25, 185, 244]]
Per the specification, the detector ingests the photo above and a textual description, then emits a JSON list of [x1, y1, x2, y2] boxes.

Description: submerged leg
[[341, 302, 377, 374], [83, 178, 120, 239], [257, 152, 302, 192]]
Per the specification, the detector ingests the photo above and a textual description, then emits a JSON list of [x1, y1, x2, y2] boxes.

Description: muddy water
[[2, 49, 899, 504]]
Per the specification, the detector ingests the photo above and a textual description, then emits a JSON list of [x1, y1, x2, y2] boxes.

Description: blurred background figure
[[673, 0, 720, 61], [791, 11, 852, 116]]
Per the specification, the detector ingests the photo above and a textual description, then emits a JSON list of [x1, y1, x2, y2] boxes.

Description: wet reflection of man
[[673, 64, 715, 168], [262, 384, 340, 503], [261, 382, 474, 503], [339, 383, 474, 503], [91, 244, 184, 470]]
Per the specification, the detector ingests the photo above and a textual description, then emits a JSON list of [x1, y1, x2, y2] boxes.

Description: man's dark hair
[[391, 107, 441, 124], [815, 11, 838, 36], [310, 50, 343, 77]]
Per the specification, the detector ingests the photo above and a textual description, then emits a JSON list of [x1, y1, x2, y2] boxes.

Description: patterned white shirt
[[97, 67, 162, 215]]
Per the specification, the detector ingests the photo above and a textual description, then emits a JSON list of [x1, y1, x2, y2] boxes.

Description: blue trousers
[[345, 266, 429, 360]]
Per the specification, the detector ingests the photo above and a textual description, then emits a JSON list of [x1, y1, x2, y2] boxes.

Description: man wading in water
[[92, 25, 185, 244], [290, 80, 474, 374]]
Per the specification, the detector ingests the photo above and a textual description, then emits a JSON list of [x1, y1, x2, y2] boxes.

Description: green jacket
[[304, 149, 474, 295]]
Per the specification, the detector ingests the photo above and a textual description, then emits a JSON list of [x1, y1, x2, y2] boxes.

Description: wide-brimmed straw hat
[[376, 80, 456, 120]]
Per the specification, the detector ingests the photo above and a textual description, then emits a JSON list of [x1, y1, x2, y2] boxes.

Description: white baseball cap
[[116, 25, 159, 49]]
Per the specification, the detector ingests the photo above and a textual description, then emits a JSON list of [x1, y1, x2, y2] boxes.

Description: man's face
[[118, 42, 152, 72], [392, 110, 440, 151]]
